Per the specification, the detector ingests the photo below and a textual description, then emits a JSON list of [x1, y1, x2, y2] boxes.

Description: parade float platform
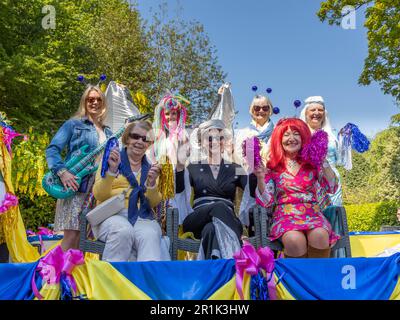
[[0, 231, 399, 300]]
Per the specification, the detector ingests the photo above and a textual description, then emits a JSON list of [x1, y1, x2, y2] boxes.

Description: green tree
[[318, 1, 400, 102], [146, 4, 226, 124]]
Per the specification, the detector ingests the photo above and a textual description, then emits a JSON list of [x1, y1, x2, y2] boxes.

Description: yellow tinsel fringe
[[158, 156, 175, 200]]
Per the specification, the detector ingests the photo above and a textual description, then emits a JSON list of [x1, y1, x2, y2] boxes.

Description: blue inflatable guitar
[[42, 113, 150, 199]]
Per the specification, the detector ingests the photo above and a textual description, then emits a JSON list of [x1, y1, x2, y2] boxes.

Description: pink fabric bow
[[233, 241, 276, 300], [32, 245, 84, 300], [27, 227, 56, 254], [2, 127, 25, 155], [0, 193, 18, 215]]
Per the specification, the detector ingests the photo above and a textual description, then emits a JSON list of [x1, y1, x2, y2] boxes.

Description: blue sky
[[136, 0, 399, 137]]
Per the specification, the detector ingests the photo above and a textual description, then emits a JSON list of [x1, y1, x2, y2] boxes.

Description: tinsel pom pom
[[100, 74, 107, 81], [77, 75, 85, 82], [273, 107, 280, 115], [266, 88, 272, 94], [341, 123, 370, 153], [251, 85, 258, 92], [242, 136, 262, 171], [101, 138, 119, 178], [301, 130, 328, 168], [158, 156, 175, 200]]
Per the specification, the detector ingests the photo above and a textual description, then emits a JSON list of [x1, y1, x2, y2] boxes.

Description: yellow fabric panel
[[0, 140, 40, 262], [274, 274, 295, 300], [4, 207, 40, 262], [34, 283, 61, 300], [350, 234, 400, 257], [389, 278, 400, 300], [72, 260, 151, 300]]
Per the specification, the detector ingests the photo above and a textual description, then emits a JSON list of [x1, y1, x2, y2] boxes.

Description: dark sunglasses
[[87, 97, 102, 104], [129, 132, 152, 143], [208, 136, 224, 142], [253, 105, 270, 112]]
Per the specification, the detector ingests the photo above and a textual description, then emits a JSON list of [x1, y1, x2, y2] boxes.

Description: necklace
[[287, 159, 298, 171]]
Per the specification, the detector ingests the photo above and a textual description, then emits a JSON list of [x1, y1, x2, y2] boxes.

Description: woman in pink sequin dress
[[254, 118, 339, 258]]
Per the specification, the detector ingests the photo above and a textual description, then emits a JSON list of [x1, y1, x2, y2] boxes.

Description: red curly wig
[[267, 118, 312, 172]]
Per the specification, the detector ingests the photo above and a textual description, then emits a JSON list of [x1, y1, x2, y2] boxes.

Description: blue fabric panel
[[274, 254, 400, 300], [0, 262, 41, 300], [111, 259, 236, 300]]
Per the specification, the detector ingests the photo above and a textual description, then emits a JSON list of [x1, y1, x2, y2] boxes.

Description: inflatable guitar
[[42, 113, 150, 199]]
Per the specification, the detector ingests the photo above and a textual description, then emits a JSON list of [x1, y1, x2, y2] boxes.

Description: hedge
[[344, 201, 400, 232]]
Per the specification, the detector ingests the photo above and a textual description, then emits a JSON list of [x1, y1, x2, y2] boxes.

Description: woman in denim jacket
[[46, 85, 112, 251]]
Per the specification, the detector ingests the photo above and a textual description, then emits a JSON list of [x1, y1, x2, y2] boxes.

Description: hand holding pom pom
[[242, 136, 262, 172], [301, 130, 328, 168]]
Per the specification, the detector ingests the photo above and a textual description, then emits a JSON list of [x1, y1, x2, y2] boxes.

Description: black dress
[[175, 159, 256, 259]]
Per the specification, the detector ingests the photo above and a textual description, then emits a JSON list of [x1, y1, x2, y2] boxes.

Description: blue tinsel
[[266, 88, 272, 94], [250, 272, 269, 300], [77, 75, 85, 83], [341, 123, 370, 153], [100, 74, 107, 82], [251, 85, 258, 92], [273, 107, 280, 115], [101, 138, 120, 178], [60, 273, 74, 301]]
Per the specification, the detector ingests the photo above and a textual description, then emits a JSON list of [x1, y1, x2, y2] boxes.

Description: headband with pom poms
[[293, 99, 302, 117], [77, 74, 107, 91], [251, 85, 278, 115]]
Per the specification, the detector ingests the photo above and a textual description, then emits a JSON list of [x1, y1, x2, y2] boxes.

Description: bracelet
[[57, 168, 67, 177]]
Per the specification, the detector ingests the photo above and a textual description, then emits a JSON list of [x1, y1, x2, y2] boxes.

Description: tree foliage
[[318, 0, 400, 102], [340, 126, 400, 204], [146, 4, 226, 124]]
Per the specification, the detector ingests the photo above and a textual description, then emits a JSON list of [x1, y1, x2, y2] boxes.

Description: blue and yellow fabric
[[1, 254, 399, 300], [350, 231, 400, 257]]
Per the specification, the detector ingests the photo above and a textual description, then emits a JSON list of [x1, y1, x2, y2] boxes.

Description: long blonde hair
[[73, 85, 107, 125]]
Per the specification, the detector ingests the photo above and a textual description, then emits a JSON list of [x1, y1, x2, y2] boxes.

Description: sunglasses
[[207, 136, 224, 142], [87, 97, 102, 104], [129, 132, 152, 143], [253, 105, 270, 112]]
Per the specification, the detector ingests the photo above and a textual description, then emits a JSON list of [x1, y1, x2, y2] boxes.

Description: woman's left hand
[[146, 163, 161, 188]]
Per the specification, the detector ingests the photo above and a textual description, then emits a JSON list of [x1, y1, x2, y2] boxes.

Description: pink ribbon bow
[[0, 193, 18, 215], [32, 245, 84, 300], [233, 241, 276, 300], [27, 227, 56, 254], [1, 127, 26, 155]]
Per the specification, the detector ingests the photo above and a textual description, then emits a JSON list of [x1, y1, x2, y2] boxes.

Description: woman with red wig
[[254, 118, 339, 258]]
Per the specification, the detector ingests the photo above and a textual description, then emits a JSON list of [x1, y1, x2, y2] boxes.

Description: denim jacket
[[46, 117, 113, 175]]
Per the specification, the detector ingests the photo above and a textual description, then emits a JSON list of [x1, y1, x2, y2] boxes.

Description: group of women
[[45, 83, 345, 262]]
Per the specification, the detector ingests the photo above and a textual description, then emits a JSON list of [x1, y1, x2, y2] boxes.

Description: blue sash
[[120, 148, 153, 226]]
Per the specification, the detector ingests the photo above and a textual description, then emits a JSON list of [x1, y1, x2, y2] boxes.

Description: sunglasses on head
[[129, 132, 152, 143], [253, 105, 270, 112]]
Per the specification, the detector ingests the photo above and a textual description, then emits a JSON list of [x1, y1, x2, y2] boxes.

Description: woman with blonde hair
[[234, 94, 276, 227], [46, 85, 112, 251]]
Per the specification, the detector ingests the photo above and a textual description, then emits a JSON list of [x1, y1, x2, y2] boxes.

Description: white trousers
[[93, 209, 162, 262]]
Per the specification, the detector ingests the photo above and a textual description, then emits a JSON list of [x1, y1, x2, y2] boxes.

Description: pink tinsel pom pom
[[0, 193, 19, 215], [301, 130, 328, 168], [242, 136, 262, 171]]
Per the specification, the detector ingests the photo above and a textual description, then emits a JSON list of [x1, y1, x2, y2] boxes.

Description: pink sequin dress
[[256, 165, 340, 245]]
